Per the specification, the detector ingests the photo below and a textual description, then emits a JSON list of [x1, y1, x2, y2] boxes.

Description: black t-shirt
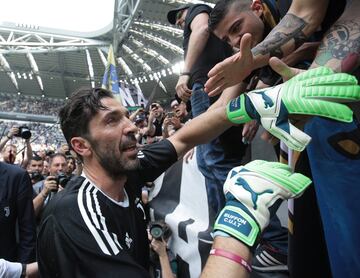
[[183, 4, 233, 87], [37, 139, 178, 278], [153, 116, 165, 136]]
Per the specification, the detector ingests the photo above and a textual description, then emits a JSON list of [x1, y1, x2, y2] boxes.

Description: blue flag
[[101, 45, 121, 103]]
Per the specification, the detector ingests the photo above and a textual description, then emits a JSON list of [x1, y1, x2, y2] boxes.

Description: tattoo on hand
[[252, 14, 307, 58]]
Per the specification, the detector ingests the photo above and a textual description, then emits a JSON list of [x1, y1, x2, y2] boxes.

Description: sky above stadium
[[0, 0, 114, 33]]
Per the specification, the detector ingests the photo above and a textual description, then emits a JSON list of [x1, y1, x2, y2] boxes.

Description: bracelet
[[209, 248, 252, 273], [180, 72, 191, 76]]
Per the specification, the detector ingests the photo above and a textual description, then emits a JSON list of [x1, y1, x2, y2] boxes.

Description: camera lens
[[150, 225, 163, 240], [18, 126, 31, 139], [56, 172, 70, 188]]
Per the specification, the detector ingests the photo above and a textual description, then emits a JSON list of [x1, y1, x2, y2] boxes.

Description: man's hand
[[171, 116, 182, 130], [214, 160, 311, 247], [269, 57, 304, 81], [242, 120, 259, 144], [176, 75, 192, 102], [205, 34, 254, 96], [7, 127, 19, 139], [226, 67, 360, 151], [42, 176, 58, 196], [150, 238, 168, 258]]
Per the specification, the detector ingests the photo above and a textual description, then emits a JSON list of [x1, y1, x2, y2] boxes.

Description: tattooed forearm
[[252, 14, 308, 58], [314, 20, 360, 72]]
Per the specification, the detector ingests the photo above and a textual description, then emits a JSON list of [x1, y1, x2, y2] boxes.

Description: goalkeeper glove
[[227, 67, 360, 151], [214, 160, 311, 247]]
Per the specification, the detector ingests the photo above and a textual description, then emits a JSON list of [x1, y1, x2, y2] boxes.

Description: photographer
[[162, 112, 183, 139], [32, 153, 68, 217], [0, 126, 33, 169], [27, 156, 45, 185], [148, 221, 177, 278]]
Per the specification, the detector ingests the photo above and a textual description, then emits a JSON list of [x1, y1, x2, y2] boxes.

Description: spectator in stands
[[0, 126, 33, 169], [148, 102, 166, 137], [66, 155, 76, 177], [32, 153, 67, 217], [161, 111, 184, 139], [42, 160, 50, 177], [0, 162, 36, 263], [27, 156, 45, 185], [170, 99, 191, 123], [149, 220, 177, 278], [0, 144, 17, 165]]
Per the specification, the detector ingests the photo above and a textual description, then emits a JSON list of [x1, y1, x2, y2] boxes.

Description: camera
[[49, 172, 70, 191], [30, 171, 44, 183], [166, 112, 175, 118], [56, 172, 70, 188], [14, 126, 31, 139], [149, 221, 172, 240]]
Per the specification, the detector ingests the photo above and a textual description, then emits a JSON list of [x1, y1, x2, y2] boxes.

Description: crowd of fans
[[0, 92, 64, 116]]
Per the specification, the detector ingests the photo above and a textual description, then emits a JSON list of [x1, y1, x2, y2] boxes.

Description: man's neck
[[83, 164, 127, 202]]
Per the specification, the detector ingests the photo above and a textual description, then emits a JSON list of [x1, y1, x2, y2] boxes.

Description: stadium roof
[[0, 0, 216, 105]]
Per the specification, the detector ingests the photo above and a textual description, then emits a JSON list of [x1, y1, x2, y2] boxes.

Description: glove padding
[[214, 160, 311, 247], [227, 67, 360, 151]]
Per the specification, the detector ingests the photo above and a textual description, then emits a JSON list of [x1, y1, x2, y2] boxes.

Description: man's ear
[[70, 137, 92, 158], [251, 0, 264, 17]]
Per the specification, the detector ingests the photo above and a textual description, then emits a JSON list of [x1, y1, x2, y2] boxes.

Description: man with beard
[[37, 87, 235, 277]]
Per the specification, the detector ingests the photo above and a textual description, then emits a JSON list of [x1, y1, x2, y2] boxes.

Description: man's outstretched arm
[[205, 0, 329, 96]]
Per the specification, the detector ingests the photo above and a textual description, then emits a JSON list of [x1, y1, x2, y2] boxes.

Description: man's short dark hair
[[209, 0, 251, 32], [49, 153, 67, 166], [31, 155, 43, 162], [59, 87, 114, 147]]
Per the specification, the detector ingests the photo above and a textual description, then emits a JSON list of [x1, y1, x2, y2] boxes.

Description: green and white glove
[[226, 67, 360, 151], [214, 160, 311, 247]]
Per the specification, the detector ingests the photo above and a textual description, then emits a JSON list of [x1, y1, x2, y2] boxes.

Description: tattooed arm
[[205, 0, 329, 96], [311, 0, 360, 73]]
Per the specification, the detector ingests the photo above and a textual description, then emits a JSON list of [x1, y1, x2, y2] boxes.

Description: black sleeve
[[184, 4, 211, 34], [16, 171, 36, 263], [136, 139, 178, 182]]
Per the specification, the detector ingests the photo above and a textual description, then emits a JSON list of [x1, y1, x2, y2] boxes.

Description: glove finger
[[292, 67, 334, 82], [241, 160, 312, 196], [299, 72, 358, 87], [261, 118, 311, 151], [288, 99, 354, 122]]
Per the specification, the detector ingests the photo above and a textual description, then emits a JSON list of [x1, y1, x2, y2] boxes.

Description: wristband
[[226, 95, 252, 124], [180, 72, 191, 76], [210, 248, 252, 273]]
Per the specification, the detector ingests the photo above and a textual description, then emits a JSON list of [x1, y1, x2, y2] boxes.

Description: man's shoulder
[[187, 4, 211, 19], [44, 176, 86, 211], [33, 180, 44, 191], [0, 161, 26, 176]]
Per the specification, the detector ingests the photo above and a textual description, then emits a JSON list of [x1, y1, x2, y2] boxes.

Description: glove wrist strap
[[214, 204, 259, 247], [226, 94, 252, 124]]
